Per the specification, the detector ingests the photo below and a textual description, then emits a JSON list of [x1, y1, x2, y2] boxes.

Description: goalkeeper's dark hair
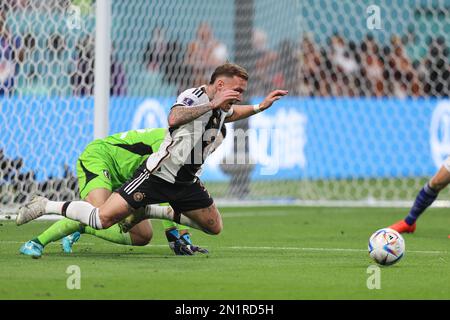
[[209, 63, 249, 84]]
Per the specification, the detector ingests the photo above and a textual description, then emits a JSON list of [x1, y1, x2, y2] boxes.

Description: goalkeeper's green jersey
[[96, 128, 166, 182], [77, 128, 167, 198]]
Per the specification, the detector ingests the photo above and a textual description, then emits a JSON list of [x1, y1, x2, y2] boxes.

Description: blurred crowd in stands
[[0, 0, 449, 98], [298, 32, 449, 98], [143, 22, 449, 98]]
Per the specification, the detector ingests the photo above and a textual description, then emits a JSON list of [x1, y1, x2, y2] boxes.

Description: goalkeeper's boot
[[61, 232, 81, 253], [16, 195, 48, 226], [389, 220, 416, 234], [180, 232, 209, 254], [165, 228, 194, 256], [20, 240, 44, 258]]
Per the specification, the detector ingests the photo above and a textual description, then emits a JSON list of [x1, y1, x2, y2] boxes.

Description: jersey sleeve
[[172, 89, 202, 109]]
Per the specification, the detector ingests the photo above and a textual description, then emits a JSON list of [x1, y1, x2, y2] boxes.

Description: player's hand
[[210, 89, 241, 110], [220, 104, 233, 113], [259, 89, 288, 111], [173, 239, 195, 256]]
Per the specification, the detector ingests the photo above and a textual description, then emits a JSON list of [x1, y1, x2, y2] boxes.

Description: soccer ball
[[368, 228, 405, 266]]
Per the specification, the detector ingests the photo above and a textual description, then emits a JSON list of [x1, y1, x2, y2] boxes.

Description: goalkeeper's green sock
[[161, 219, 178, 230], [84, 224, 132, 245], [178, 225, 190, 232], [34, 218, 83, 246], [161, 220, 190, 233]]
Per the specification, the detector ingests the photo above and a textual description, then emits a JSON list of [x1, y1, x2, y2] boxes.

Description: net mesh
[[0, 0, 95, 207], [1, 0, 449, 210]]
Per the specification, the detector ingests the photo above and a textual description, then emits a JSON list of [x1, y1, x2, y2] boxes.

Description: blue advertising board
[[1, 96, 449, 182]]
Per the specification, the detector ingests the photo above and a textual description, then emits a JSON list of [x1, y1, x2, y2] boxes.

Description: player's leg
[[18, 155, 108, 257], [17, 190, 136, 248], [19, 190, 135, 257], [40, 183, 112, 246], [124, 219, 153, 246], [47, 193, 153, 250], [18, 162, 151, 228], [19, 155, 104, 256], [429, 165, 450, 191], [181, 204, 223, 235], [158, 202, 195, 251], [19, 218, 84, 258], [17, 162, 162, 230], [19, 191, 133, 228], [116, 172, 211, 254], [17, 166, 199, 254], [170, 179, 223, 235], [20, 174, 149, 256], [390, 163, 450, 233], [132, 179, 223, 235], [161, 209, 183, 248], [81, 189, 153, 246]]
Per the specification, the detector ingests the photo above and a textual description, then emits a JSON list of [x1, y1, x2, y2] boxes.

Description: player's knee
[[131, 230, 153, 246], [208, 225, 222, 235], [429, 179, 447, 192], [205, 218, 223, 235], [132, 236, 151, 246], [99, 215, 115, 229]]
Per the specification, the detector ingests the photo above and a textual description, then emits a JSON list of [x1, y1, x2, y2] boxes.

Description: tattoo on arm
[[169, 103, 212, 126]]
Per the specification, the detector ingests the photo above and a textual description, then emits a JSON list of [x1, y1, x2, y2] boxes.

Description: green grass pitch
[[0, 206, 448, 299]]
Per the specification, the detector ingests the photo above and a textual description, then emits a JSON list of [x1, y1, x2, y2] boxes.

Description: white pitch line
[[227, 245, 446, 255], [223, 211, 293, 218], [1, 241, 445, 255]]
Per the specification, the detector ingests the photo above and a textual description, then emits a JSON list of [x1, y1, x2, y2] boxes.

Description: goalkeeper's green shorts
[[76, 142, 120, 200]]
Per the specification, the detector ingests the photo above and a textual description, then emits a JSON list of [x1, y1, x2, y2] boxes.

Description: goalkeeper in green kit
[[19, 128, 207, 258]]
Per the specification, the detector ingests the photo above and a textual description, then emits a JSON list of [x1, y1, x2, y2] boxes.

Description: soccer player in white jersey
[[16, 63, 288, 238]]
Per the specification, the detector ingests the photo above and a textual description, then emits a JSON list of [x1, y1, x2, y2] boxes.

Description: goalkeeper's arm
[[225, 89, 288, 123]]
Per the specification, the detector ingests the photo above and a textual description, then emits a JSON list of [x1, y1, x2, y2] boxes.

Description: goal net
[[0, 0, 95, 213], [1, 0, 449, 213]]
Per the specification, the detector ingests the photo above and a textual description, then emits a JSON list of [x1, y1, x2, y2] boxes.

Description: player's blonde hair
[[209, 63, 249, 84]]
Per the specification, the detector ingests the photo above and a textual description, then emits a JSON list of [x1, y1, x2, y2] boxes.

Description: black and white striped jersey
[[146, 85, 233, 184]]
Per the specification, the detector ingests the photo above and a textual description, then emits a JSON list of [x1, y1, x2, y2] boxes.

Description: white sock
[[144, 205, 173, 220], [50, 201, 104, 229], [178, 215, 202, 231], [45, 201, 64, 214]]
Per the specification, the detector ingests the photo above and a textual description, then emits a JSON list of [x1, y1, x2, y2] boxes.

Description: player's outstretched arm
[[168, 103, 214, 127], [224, 89, 288, 123], [168, 89, 240, 127]]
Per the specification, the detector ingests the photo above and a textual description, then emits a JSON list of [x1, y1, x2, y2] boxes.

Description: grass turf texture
[[0, 206, 448, 299]]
